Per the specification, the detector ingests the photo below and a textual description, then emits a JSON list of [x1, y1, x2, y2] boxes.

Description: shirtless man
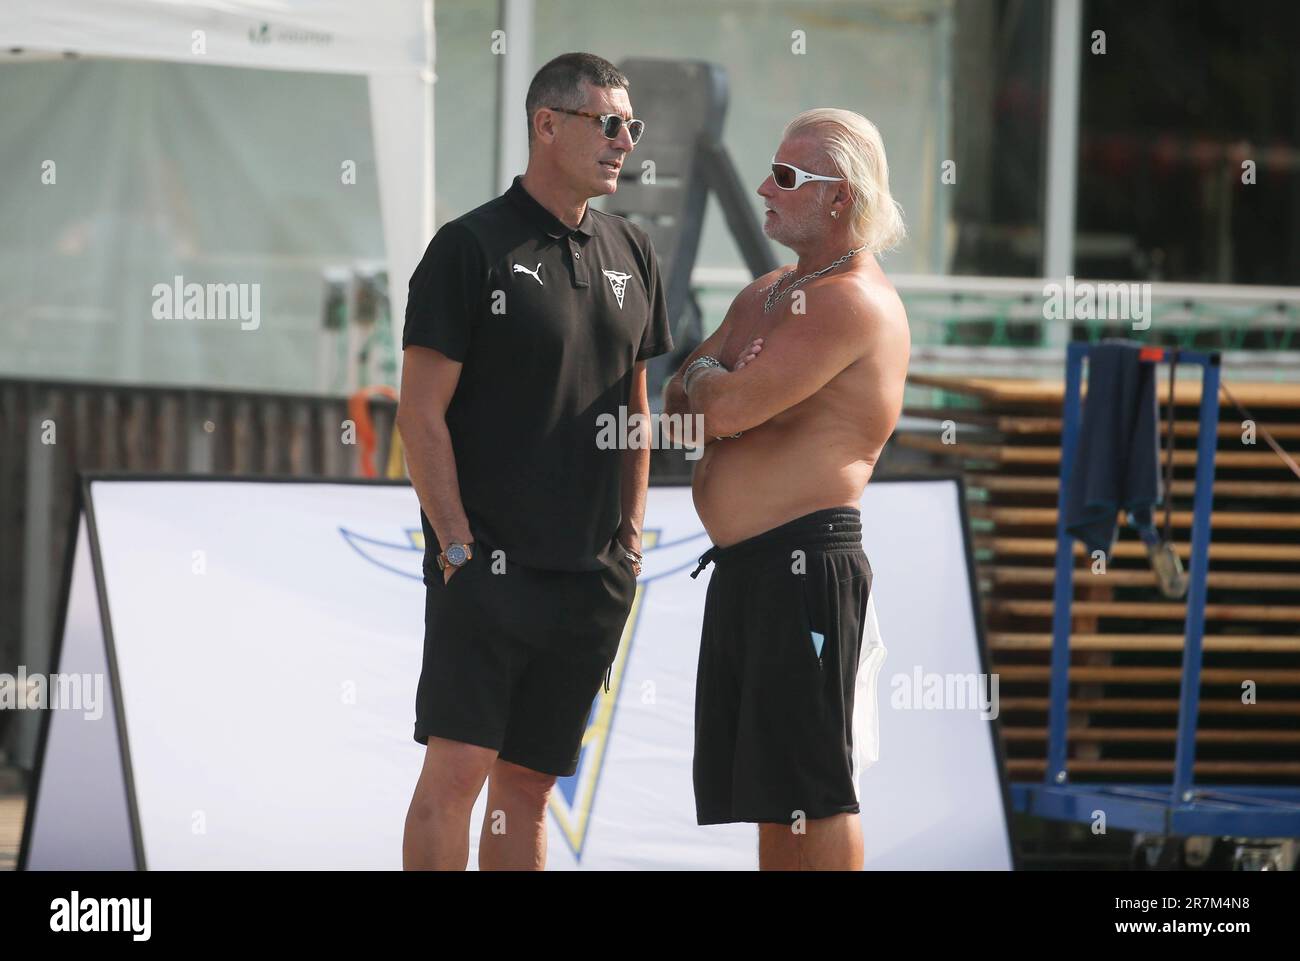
[[662, 108, 910, 870]]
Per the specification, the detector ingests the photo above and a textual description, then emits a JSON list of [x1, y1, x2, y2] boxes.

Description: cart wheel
[[1132, 833, 1184, 870]]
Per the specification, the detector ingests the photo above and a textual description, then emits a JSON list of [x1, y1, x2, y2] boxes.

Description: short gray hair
[[525, 53, 629, 146]]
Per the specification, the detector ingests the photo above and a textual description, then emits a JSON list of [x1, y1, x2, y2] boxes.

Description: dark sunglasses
[[549, 107, 645, 145]]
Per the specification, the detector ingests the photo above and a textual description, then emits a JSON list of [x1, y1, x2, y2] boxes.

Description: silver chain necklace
[[763, 245, 867, 313]]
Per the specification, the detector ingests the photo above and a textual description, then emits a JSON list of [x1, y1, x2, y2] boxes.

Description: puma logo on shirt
[[513, 262, 543, 286]]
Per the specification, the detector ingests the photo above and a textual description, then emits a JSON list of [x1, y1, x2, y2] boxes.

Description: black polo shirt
[[402, 175, 673, 572]]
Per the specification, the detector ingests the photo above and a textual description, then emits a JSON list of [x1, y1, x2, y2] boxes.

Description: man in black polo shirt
[[398, 52, 672, 870]]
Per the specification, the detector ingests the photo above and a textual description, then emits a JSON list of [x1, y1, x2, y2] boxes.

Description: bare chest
[[719, 300, 788, 369]]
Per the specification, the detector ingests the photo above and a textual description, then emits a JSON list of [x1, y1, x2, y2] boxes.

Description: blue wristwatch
[[437, 541, 474, 571]]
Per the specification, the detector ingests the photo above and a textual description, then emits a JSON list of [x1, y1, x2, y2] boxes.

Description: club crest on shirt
[[513, 262, 543, 286], [602, 268, 632, 308]]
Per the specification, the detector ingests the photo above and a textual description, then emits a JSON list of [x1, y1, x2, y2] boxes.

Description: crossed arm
[[662, 282, 873, 439]]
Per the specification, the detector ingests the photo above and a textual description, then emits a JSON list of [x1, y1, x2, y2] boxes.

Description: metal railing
[[691, 268, 1300, 389]]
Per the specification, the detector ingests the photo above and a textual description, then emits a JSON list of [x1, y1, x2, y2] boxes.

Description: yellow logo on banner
[[549, 530, 657, 860]]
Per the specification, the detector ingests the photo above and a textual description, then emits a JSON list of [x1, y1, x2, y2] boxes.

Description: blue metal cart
[[1010, 342, 1300, 846]]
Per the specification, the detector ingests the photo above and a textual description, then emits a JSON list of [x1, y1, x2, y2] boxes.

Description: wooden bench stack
[[893, 373, 1300, 787]]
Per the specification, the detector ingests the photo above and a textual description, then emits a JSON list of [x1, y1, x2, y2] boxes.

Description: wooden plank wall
[[895, 374, 1300, 786]]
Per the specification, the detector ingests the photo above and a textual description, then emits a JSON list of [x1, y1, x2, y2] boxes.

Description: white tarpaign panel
[[25, 478, 1013, 870]]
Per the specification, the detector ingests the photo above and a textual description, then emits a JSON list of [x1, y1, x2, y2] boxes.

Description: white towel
[[851, 592, 888, 796]]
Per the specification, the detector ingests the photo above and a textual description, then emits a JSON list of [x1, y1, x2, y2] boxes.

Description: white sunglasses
[[770, 156, 845, 190]]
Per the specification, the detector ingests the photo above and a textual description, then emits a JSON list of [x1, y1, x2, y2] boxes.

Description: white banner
[[22, 477, 1014, 870]]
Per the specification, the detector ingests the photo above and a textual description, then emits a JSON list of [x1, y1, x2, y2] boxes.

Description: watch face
[[445, 544, 468, 566]]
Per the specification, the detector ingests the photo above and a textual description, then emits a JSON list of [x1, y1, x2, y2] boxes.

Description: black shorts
[[413, 537, 637, 777], [691, 508, 874, 825]]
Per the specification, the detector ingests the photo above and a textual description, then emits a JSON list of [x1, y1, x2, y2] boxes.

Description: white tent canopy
[[1, 0, 434, 384]]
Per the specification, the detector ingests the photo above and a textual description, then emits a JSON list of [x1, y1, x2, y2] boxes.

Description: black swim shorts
[[414, 535, 637, 777], [691, 507, 883, 826]]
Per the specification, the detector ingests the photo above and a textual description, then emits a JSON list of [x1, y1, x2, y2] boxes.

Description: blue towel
[[1064, 341, 1162, 558]]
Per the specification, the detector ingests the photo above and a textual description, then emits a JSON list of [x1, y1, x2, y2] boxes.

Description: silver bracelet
[[682, 355, 724, 396], [683, 355, 742, 438]]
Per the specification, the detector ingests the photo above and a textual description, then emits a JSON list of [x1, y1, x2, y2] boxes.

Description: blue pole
[[1172, 355, 1221, 805], [1047, 342, 1086, 784]]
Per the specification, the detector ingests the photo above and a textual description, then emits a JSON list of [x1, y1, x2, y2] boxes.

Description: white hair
[[782, 108, 906, 253]]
